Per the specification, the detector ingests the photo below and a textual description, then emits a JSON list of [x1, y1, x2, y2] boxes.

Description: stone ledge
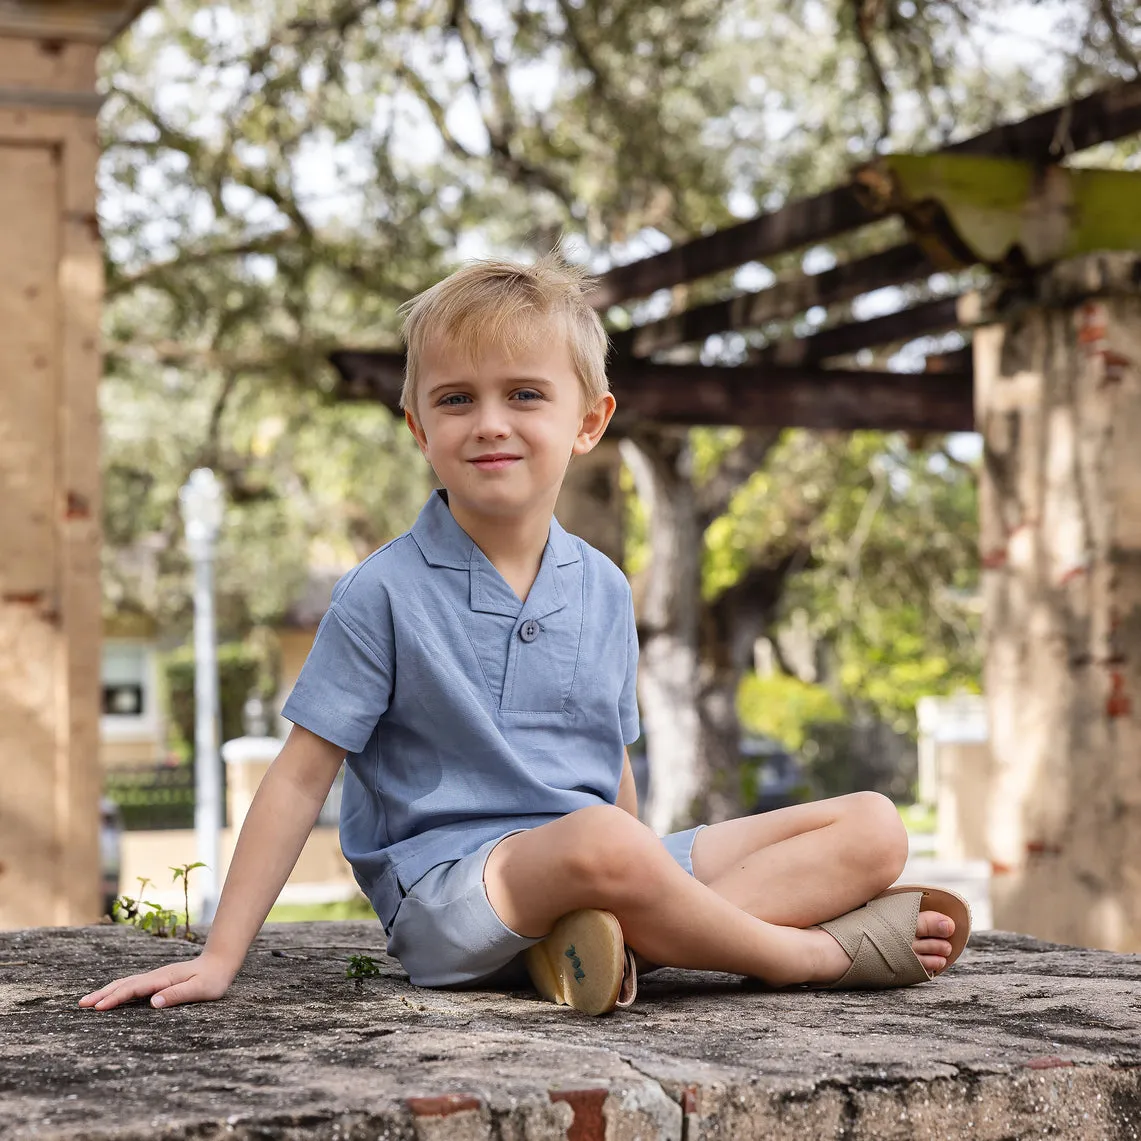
[[3, 923, 1140, 1139]]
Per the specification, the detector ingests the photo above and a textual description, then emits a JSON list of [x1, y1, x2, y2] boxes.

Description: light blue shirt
[[282, 490, 640, 929]]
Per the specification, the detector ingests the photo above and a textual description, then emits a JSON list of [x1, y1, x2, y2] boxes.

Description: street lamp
[[178, 468, 225, 923]]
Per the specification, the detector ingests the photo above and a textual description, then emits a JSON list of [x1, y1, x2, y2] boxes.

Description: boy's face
[[405, 324, 615, 526]]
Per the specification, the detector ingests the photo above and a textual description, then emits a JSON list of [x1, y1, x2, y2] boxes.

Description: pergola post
[[976, 254, 1141, 950], [0, 1, 148, 927]]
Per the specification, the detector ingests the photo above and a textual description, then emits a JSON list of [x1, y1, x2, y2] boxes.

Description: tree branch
[[446, 0, 579, 213], [1098, 0, 1140, 76], [852, 0, 893, 148], [106, 233, 293, 298]]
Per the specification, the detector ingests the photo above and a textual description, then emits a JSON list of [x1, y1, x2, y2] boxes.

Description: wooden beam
[[330, 349, 973, 433], [590, 188, 877, 310], [608, 362, 973, 432], [329, 349, 405, 405], [943, 78, 1141, 161], [609, 242, 936, 358], [591, 78, 1141, 307], [751, 295, 963, 366]]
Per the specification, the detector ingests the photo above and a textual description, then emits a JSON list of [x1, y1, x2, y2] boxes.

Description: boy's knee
[[844, 791, 908, 883], [561, 805, 664, 905]]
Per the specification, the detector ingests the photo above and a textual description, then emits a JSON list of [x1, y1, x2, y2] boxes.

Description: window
[[101, 640, 159, 740]]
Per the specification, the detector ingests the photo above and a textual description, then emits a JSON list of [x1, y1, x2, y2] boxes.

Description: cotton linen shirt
[[282, 490, 640, 929]]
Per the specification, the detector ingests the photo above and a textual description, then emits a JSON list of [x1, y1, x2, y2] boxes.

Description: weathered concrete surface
[[3, 922, 1141, 1140], [976, 252, 1141, 951]]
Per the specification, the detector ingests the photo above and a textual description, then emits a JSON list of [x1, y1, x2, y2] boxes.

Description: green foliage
[[97, 0, 1139, 806], [620, 462, 650, 579], [345, 954, 382, 980], [691, 428, 744, 487], [737, 671, 845, 750], [898, 802, 936, 835], [163, 640, 268, 757], [704, 431, 981, 731], [266, 896, 376, 923], [112, 870, 202, 941], [170, 862, 207, 941], [103, 765, 195, 830]]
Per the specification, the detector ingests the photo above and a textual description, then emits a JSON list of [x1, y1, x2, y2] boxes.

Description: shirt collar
[[410, 489, 580, 571]]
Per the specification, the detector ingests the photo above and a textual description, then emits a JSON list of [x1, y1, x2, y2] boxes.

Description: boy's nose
[[473, 408, 511, 439]]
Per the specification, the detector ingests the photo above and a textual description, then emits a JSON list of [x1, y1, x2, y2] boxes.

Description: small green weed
[[112, 863, 206, 942], [170, 862, 207, 941], [346, 954, 382, 979]]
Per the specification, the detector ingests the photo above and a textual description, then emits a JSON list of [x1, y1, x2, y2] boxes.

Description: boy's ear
[[573, 393, 617, 456], [405, 409, 429, 454]]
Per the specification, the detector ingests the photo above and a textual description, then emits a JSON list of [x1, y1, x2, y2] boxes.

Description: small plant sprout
[[111, 869, 205, 942], [346, 954, 382, 979], [170, 862, 207, 941]]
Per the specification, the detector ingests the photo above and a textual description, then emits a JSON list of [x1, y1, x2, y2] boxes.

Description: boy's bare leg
[[689, 791, 956, 975], [483, 803, 953, 988], [692, 791, 908, 925]]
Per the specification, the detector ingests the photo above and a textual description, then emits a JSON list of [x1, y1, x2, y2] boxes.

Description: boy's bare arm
[[80, 724, 346, 1011], [617, 748, 638, 817]]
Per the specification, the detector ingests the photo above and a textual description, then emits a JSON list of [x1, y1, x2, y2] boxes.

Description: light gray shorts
[[386, 825, 706, 988]]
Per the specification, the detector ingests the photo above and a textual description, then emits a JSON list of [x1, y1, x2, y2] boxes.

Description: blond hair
[[399, 252, 610, 414]]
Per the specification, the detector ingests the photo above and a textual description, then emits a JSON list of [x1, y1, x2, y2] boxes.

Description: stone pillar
[[976, 254, 1141, 951], [0, 2, 148, 928]]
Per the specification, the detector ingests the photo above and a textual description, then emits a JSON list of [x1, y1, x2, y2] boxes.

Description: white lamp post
[[178, 468, 225, 923]]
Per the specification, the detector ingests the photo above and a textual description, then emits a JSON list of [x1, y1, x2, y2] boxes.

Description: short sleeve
[[282, 603, 394, 754], [619, 590, 640, 745]]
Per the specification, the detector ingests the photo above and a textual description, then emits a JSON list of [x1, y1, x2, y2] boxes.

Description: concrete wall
[[0, 2, 148, 929], [977, 255, 1141, 951], [1, 29, 104, 928]]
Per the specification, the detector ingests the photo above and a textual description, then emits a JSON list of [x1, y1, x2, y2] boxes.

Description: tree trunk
[[555, 438, 624, 566], [620, 428, 702, 836], [693, 563, 797, 823], [977, 254, 1141, 951]]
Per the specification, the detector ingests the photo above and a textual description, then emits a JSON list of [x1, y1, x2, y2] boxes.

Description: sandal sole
[[524, 909, 627, 1016]]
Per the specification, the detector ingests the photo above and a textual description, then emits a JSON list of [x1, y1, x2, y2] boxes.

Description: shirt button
[[519, 620, 539, 643]]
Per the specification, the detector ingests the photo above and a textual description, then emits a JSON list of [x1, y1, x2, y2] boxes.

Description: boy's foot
[[806, 886, 971, 989], [524, 908, 637, 1016]]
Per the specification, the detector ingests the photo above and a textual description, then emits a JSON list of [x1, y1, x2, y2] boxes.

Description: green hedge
[[104, 766, 195, 831], [163, 641, 267, 759]]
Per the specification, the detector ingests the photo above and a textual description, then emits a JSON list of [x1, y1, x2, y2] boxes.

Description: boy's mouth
[[470, 454, 521, 471]]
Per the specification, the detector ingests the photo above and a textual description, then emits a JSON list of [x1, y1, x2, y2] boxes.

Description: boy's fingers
[[93, 977, 157, 1009], [151, 980, 196, 1008], [80, 961, 227, 1011], [83, 966, 184, 1010], [80, 975, 140, 1008]]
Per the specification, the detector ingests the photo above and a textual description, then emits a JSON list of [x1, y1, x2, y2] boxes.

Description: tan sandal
[[524, 908, 638, 1015], [818, 885, 972, 990]]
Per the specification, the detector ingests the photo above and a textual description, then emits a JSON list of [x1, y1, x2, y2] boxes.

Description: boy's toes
[[914, 937, 954, 960], [916, 910, 954, 940], [917, 952, 948, 976], [914, 911, 955, 975]]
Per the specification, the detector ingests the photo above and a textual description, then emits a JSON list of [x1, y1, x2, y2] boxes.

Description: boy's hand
[[79, 952, 236, 1011]]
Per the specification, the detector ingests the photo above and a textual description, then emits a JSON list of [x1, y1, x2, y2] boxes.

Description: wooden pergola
[[331, 80, 1141, 434]]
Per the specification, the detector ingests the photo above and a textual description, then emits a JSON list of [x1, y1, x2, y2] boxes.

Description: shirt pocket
[[499, 605, 583, 714]]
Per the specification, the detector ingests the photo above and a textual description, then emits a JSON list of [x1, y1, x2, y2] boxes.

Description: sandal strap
[[820, 890, 931, 989], [614, 948, 638, 1008]]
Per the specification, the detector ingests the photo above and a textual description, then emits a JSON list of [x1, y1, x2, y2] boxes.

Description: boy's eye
[[512, 389, 543, 402], [438, 393, 471, 406]]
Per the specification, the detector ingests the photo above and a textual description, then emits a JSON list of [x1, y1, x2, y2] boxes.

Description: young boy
[[81, 254, 969, 1018]]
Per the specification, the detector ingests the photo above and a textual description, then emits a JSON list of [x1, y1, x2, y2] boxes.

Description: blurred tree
[[98, 1, 1139, 821]]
